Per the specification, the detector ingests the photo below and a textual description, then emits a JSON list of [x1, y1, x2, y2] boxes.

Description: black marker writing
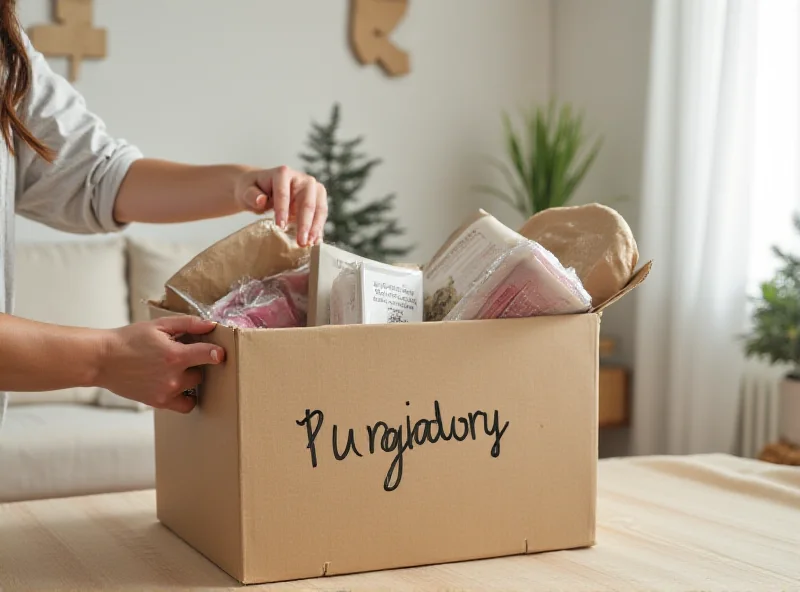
[[295, 408, 324, 468], [295, 401, 510, 492], [332, 425, 363, 461]]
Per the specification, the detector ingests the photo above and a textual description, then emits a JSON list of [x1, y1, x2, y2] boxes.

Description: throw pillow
[[9, 237, 129, 406]]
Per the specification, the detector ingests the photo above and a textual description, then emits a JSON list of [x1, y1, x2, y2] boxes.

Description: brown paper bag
[[164, 219, 310, 315]]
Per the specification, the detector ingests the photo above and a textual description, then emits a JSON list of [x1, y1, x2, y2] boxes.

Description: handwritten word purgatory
[[295, 400, 510, 492]]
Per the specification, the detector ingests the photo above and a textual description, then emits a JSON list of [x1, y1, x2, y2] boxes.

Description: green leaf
[[502, 111, 529, 193], [761, 282, 778, 302], [478, 100, 604, 219], [549, 109, 573, 207], [486, 157, 530, 215], [533, 108, 551, 212], [562, 136, 602, 201]]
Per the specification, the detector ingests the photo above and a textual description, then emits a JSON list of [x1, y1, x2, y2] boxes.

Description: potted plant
[[476, 101, 603, 218], [744, 214, 800, 447]]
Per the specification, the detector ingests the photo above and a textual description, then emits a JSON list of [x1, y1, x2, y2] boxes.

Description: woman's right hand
[[96, 316, 226, 413]]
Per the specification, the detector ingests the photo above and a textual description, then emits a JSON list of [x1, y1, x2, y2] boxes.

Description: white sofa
[[0, 236, 203, 503]]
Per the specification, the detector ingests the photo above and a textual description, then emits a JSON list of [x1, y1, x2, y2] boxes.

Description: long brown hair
[[0, 0, 54, 162]]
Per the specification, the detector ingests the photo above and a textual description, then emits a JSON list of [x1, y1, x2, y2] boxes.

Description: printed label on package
[[360, 264, 423, 324]]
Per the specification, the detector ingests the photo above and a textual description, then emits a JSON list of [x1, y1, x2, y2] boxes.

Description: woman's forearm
[[111, 158, 328, 247], [113, 159, 249, 224], [0, 313, 225, 413], [0, 313, 106, 392]]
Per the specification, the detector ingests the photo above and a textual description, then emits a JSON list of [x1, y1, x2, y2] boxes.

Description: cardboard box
[[150, 222, 651, 585]]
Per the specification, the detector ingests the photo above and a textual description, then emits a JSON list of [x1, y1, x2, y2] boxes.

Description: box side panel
[[149, 306, 245, 581], [237, 314, 598, 583]]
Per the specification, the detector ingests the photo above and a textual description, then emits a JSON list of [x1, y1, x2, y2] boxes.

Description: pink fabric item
[[208, 265, 309, 329]]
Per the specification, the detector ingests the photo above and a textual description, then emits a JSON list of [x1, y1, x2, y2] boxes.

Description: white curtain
[[633, 0, 765, 455]]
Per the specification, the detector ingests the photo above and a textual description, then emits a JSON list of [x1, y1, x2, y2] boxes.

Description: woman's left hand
[[234, 165, 328, 247]]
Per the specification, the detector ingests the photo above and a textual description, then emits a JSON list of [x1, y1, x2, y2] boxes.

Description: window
[[747, 0, 800, 294]]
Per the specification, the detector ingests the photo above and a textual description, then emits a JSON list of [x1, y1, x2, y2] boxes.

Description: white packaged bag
[[330, 261, 423, 325]]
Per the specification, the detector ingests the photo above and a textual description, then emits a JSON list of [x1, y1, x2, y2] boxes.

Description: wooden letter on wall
[[29, 0, 107, 82], [350, 0, 410, 77]]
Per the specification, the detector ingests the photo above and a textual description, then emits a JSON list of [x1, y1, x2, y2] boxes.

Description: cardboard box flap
[[591, 260, 652, 313], [164, 219, 309, 314]]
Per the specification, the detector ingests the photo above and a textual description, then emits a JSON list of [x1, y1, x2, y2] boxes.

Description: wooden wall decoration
[[349, 0, 410, 77], [29, 0, 107, 82]]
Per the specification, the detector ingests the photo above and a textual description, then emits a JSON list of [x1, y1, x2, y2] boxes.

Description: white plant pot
[[779, 377, 800, 447]]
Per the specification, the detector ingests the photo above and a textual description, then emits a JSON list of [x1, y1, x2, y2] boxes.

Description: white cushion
[[0, 405, 155, 502], [94, 237, 203, 412], [9, 238, 130, 406], [126, 236, 204, 324], [96, 389, 150, 411]]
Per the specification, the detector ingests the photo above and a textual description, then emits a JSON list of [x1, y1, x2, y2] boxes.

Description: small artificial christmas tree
[[299, 103, 412, 262]]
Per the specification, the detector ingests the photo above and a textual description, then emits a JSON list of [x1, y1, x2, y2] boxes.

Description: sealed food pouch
[[308, 242, 422, 327], [423, 209, 526, 322], [444, 240, 592, 321], [330, 260, 424, 325], [361, 262, 424, 324]]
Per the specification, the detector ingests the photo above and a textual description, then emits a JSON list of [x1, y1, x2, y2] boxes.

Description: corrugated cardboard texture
[[149, 306, 246, 581], [164, 219, 309, 314], [592, 260, 652, 313], [235, 314, 599, 583]]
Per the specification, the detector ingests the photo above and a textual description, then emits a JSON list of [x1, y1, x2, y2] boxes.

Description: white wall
[[16, 1, 656, 454], [16, 0, 551, 259], [551, 0, 654, 457]]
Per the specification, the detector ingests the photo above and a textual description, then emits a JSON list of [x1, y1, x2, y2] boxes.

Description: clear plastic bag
[[170, 263, 310, 329], [443, 240, 592, 321], [163, 218, 310, 315]]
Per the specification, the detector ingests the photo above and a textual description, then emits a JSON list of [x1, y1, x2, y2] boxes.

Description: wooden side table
[[598, 338, 630, 428], [599, 366, 629, 427]]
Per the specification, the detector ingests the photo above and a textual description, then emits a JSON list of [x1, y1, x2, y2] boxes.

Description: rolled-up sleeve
[[14, 33, 143, 234]]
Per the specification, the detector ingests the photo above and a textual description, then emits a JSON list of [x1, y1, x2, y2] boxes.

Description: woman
[[0, 4, 327, 424]]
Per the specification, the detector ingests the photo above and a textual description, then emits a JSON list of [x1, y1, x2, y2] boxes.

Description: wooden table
[[1, 454, 798, 592]]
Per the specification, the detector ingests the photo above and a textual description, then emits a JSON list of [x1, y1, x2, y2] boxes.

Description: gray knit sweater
[[0, 33, 142, 429]]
